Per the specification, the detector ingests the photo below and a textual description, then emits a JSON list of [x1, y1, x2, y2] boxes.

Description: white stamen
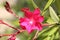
[[29, 21, 33, 24]]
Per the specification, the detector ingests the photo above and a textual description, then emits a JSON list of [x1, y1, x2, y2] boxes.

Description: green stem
[[30, 0, 38, 8], [32, 30, 39, 40]]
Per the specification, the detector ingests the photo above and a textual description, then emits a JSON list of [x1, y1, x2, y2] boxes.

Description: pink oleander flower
[[8, 35, 16, 40], [19, 8, 44, 33]]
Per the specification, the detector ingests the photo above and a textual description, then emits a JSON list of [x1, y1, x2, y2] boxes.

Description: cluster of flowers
[[0, 1, 45, 40]]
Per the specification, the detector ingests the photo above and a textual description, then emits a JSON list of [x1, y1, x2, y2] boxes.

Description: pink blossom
[[19, 8, 44, 33], [8, 35, 16, 40]]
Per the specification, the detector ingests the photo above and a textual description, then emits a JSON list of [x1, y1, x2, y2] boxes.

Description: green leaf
[[47, 17, 56, 24], [38, 27, 51, 37], [42, 26, 59, 36], [37, 27, 51, 40], [43, 36, 51, 40], [37, 25, 59, 40], [44, 0, 54, 10], [49, 6, 59, 23], [50, 34, 54, 40], [43, 34, 54, 40], [54, 32, 59, 39]]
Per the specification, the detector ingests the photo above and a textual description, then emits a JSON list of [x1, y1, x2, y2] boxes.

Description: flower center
[[29, 20, 33, 24]]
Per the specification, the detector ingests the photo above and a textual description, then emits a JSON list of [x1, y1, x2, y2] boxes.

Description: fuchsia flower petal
[[38, 16, 44, 22], [25, 24, 32, 33], [21, 8, 33, 18], [35, 22, 42, 30], [20, 21, 34, 33], [20, 18, 33, 33], [19, 18, 29, 29], [20, 8, 44, 33], [33, 8, 40, 15]]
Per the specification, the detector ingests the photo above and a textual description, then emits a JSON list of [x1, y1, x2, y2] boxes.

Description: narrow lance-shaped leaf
[[54, 32, 59, 39], [43, 34, 54, 40], [43, 36, 51, 40], [37, 25, 59, 39], [50, 34, 54, 40], [49, 6, 59, 23], [42, 26, 59, 36], [47, 17, 56, 24], [44, 0, 54, 10], [42, 0, 54, 15]]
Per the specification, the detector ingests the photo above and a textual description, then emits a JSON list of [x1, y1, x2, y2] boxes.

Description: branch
[[4, 1, 19, 19], [42, 23, 60, 27], [0, 20, 20, 31], [0, 30, 25, 38], [32, 31, 39, 40]]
